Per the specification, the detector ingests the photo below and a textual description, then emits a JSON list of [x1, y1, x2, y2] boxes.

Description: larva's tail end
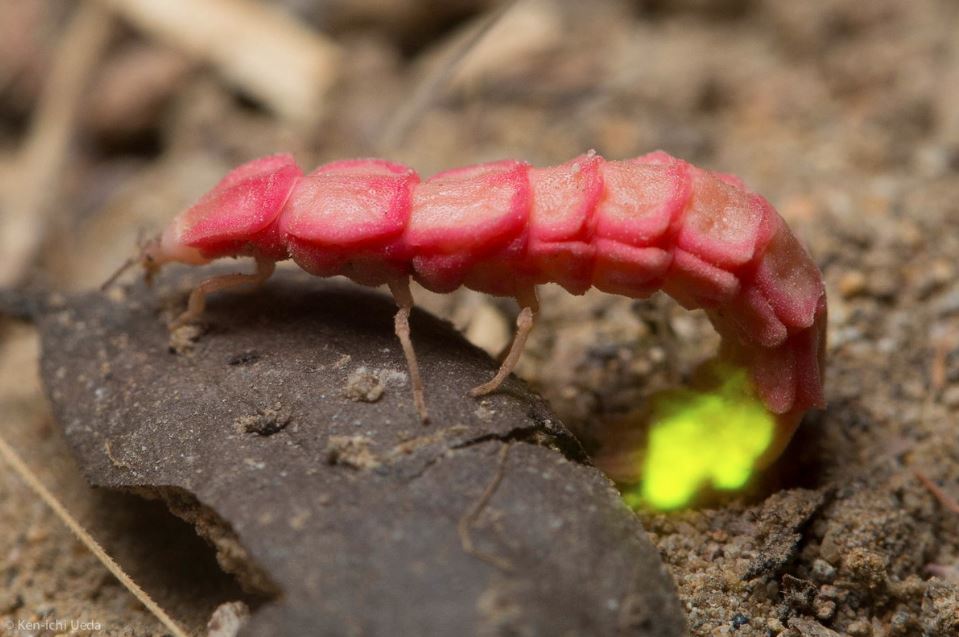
[[756, 409, 804, 472], [597, 360, 790, 511]]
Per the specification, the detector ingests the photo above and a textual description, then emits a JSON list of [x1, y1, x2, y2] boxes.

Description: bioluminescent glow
[[623, 365, 775, 510]]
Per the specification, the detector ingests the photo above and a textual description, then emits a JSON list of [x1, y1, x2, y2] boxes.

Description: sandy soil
[[1, 0, 959, 635]]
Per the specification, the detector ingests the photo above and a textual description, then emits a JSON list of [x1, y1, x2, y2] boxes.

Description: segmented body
[[149, 150, 827, 466]]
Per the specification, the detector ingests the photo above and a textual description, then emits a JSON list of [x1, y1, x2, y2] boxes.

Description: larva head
[[137, 227, 209, 285], [127, 153, 304, 279], [99, 230, 200, 291], [102, 154, 301, 291], [167, 153, 302, 261]]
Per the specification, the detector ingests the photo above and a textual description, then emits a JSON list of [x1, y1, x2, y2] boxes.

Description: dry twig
[[0, 430, 189, 637], [96, 0, 342, 124], [0, 4, 113, 288], [377, 0, 519, 153], [914, 468, 959, 514]]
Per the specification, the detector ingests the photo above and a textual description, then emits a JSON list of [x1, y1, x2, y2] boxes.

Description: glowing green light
[[629, 366, 775, 510]]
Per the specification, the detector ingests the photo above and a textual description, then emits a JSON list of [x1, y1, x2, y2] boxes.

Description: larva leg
[[170, 257, 276, 329], [388, 278, 430, 424], [470, 288, 539, 397]]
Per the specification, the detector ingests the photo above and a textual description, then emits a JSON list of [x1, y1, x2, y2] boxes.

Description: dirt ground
[[2, 0, 959, 635]]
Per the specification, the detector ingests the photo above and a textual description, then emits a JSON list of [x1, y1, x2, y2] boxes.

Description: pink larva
[[141, 150, 827, 463]]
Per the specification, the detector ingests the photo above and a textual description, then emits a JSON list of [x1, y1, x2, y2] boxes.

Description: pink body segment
[[150, 150, 827, 456]]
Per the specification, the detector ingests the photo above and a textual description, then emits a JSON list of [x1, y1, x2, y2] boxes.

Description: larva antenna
[[0, 430, 190, 637], [377, 0, 520, 153], [99, 255, 138, 292]]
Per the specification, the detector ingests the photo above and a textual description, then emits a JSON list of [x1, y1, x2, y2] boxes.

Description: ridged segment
[[591, 154, 691, 298], [754, 223, 825, 331], [663, 249, 741, 309], [528, 153, 602, 243], [280, 158, 417, 286], [405, 160, 530, 254], [725, 285, 789, 349], [176, 153, 302, 260], [676, 167, 767, 270], [406, 160, 531, 292], [525, 153, 603, 294], [281, 159, 417, 248], [462, 233, 536, 297], [592, 240, 671, 298]]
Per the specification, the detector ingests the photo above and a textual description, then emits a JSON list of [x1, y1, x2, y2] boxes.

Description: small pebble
[[208, 601, 250, 637], [731, 613, 750, 629], [325, 435, 380, 470], [811, 558, 836, 583], [0, 591, 23, 614], [838, 271, 867, 298], [889, 609, 915, 635], [917, 258, 954, 297], [235, 403, 291, 436], [941, 385, 959, 408], [867, 271, 898, 300], [847, 619, 872, 636], [935, 289, 959, 316], [344, 368, 385, 403], [814, 598, 836, 621]]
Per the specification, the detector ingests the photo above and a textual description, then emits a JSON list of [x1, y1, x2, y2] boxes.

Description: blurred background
[[2, 0, 959, 635], [4, 0, 957, 420]]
